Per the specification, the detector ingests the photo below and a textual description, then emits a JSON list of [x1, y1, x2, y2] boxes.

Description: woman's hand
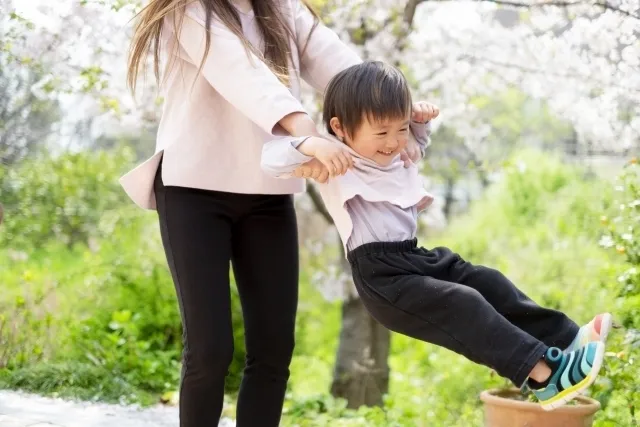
[[298, 137, 353, 177], [293, 158, 330, 184]]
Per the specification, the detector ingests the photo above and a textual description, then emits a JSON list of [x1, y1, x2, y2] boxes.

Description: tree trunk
[[306, 184, 391, 408], [443, 176, 455, 219], [330, 296, 391, 408], [309, 0, 427, 408]]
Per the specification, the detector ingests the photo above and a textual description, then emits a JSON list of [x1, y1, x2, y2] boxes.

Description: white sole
[[599, 313, 613, 343], [577, 313, 612, 396], [541, 341, 605, 411]]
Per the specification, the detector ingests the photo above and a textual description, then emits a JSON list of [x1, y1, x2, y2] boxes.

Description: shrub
[[594, 159, 640, 426], [0, 148, 134, 249], [0, 148, 247, 403]]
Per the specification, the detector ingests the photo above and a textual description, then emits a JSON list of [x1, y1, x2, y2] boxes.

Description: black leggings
[[154, 166, 299, 427]]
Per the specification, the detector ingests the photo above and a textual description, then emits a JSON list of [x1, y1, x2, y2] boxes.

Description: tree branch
[[460, 53, 640, 93], [307, 181, 334, 225], [404, 0, 425, 27], [467, 0, 639, 20]]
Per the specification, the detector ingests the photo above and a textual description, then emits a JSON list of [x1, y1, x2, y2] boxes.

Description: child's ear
[[329, 117, 345, 140]]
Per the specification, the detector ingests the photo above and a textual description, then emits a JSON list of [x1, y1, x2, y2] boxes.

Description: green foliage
[[470, 89, 574, 156], [593, 159, 640, 426], [282, 149, 627, 426], [0, 362, 156, 405], [0, 149, 246, 403], [0, 149, 134, 249], [1, 148, 636, 427], [0, 278, 55, 369], [426, 89, 574, 181], [64, 212, 183, 397]]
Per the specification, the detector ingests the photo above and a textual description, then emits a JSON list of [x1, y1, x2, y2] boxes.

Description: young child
[[261, 60, 612, 410]]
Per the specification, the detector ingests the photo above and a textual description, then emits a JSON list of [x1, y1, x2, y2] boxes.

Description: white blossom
[[2, 0, 638, 300]]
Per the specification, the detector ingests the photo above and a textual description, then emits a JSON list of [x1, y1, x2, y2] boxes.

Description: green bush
[[593, 159, 640, 426], [1, 147, 635, 427], [64, 210, 183, 397], [0, 149, 134, 249], [282, 150, 626, 426], [0, 361, 156, 405], [0, 149, 247, 403]]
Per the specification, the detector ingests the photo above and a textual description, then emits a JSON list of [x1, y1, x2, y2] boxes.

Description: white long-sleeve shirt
[[261, 122, 434, 253]]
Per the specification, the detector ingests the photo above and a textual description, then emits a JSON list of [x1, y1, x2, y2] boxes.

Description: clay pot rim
[[480, 388, 601, 416]]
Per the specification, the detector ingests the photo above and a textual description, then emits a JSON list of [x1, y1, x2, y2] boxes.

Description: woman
[[122, 0, 419, 425]]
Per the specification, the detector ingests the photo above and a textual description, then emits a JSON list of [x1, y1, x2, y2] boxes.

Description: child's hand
[[400, 149, 417, 167], [412, 101, 439, 123], [298, 136, 353, 176], [402, 138, 422, 165], [293, 158, 330, 184]]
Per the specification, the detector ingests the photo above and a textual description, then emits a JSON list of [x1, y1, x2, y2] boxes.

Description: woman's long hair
[[127, 0, 318, 94]]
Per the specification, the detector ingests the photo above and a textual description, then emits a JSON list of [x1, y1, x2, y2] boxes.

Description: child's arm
[[261, 137, 315, 178], [410, 120, 433, 159], [408, 101, 439, 161]]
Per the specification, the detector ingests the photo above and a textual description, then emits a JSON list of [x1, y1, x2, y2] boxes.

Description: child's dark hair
[[323, 60, 412, 137]]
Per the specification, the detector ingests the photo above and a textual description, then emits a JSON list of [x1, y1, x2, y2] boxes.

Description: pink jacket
[[119, 0, 361, 209]]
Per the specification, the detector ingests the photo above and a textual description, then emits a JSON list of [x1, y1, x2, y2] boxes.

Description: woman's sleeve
[[294, 0, 362, 93], [174, 7, 307, 135]]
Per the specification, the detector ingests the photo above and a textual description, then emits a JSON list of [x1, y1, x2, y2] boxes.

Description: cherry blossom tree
[[0, 51, 61, 165], [305, 0, 639, 407], [1, 0, 156, 149], [2, 0, 638, 409]]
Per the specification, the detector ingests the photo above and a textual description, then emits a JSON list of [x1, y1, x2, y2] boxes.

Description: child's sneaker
[[530, 342, 605, 411], [565, 313, 613, 353], [520, 313, 611, 396]]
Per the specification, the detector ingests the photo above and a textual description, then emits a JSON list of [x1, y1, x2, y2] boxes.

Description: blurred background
[[0, 0, 638, 426]]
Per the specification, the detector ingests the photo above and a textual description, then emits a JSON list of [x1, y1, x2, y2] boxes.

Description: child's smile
[[333, 114, 410, 166]]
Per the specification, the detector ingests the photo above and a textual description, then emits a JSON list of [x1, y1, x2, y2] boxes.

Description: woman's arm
[[278, 112, 322, 137], [173, 7, 308, 135], [294, 0, 362, 93]]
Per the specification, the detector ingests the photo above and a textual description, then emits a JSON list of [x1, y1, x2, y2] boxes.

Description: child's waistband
[[347, 238, 418, 264]]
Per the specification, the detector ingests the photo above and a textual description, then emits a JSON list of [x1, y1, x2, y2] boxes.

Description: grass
[[0, 150, 635, 426]]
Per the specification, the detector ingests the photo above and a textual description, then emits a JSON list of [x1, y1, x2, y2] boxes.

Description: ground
[[0, 391, 235, 427]]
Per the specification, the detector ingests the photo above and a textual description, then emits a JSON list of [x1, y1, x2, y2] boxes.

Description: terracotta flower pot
[[480, 388, 600, 427]]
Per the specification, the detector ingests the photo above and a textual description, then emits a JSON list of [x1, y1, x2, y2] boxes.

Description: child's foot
[[520, 313, 611, 396], [565, 313, 613, 353], [529, 342, 605, 411]]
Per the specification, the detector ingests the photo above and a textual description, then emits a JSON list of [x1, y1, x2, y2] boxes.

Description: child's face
[[335, 115, 410, 166]]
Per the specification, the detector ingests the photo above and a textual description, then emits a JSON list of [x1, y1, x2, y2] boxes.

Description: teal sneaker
[[565, 313, 613, 354], [530, 342, 605, 411], [520, 314, 611, 397]]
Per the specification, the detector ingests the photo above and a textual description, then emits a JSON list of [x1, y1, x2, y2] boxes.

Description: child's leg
[[415, 246, 580, 349], [353, 270, 547, 386], [348, 240, 604, 409], [353, 263, 605, 409]]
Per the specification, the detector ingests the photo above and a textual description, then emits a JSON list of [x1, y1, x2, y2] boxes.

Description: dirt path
[[0, 390, 235, 427]]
